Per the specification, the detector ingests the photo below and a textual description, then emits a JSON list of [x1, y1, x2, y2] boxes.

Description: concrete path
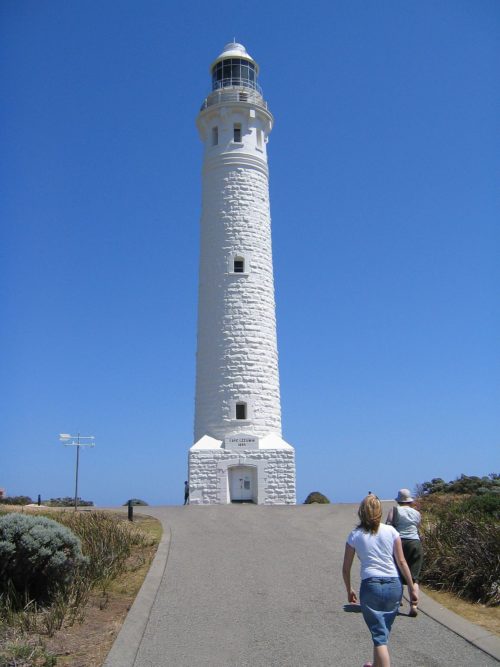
[[104, 504, 499, 667]]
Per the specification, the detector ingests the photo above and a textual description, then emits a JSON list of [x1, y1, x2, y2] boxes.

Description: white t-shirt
[[347, 524, 400, 580]]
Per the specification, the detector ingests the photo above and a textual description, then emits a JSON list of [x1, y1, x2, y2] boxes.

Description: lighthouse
[[188, 42, 296, 505]]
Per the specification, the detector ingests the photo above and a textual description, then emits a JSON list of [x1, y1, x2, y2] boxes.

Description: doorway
[[229, 466, 256, 503]]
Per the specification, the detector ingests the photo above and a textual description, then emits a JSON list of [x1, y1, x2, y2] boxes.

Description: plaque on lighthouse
[[187, 43, 296, 505], [224, 434, 259, 451]]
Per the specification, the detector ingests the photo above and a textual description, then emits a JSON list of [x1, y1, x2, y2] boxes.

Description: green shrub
[[0, 496, 33, 505], [446, 474, 483, 495], [304, 492, 330, 504], [0, 511, 157, 642], [417, 478, 447, 496], [0, 514, 86, 604], [420, 499, 500, 605], [454, 493, 500, 520], [45, 497, 93, 507], [417, 473, 499, 497]]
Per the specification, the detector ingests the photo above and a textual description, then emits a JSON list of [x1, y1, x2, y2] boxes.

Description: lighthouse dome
[[210, 42, 259, 71]]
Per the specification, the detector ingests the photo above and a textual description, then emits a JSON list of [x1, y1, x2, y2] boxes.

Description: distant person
[[386, 488, 422, 617], [342, 494, 418, 667], [184, 481, 189, 505]]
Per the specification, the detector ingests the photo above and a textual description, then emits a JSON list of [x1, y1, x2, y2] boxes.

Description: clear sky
[[1, 1, 498, 506]]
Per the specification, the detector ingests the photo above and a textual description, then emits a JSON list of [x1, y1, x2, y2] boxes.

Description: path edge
[[412, 589, 500, 662], [102, 516, 171, 667]]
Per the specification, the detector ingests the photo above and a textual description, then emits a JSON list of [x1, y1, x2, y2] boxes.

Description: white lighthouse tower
[[188, 42, 296, 505]]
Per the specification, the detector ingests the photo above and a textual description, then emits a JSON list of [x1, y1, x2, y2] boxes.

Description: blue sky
[[1, 1, 498, 505]]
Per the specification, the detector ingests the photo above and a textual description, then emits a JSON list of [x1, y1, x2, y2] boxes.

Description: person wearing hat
[[386, 489, 422, 617]]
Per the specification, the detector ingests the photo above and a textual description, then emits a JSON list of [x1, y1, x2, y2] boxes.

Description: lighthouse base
[[188, 434, 296, 505]]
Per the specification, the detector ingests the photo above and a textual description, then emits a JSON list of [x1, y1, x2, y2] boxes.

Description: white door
[[229, 466, 254, 502]]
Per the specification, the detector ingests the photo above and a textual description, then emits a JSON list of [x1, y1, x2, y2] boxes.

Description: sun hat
[[395, 488, 414, 503]]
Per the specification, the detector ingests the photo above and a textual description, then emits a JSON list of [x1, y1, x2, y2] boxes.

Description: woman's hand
[[347, 589, 358, 604], [410, 589, 419, 604], [342, 543, 356, 603]]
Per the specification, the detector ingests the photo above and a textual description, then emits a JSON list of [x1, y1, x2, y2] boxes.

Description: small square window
[[212, 126, 218, 146], [256, 129, 262, 148], [235, 402, 247, 420], [233, 124, 242, 143], [233, 258, 244, 273]]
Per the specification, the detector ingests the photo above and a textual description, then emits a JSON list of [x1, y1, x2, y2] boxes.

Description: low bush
[[420, 496, 500, 606], [0, 496, 33, 505], [0, 514, 86, 605], [452, 493, 500, 520], [304, 492, 330, 504], [55, 511, 153, 586], [0, 510, 158, 645], [417, 472, 499, 497], [45, 497, 94, 507]]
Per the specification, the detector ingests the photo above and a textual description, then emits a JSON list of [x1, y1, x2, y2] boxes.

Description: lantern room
[[210, 42, 260, 92]]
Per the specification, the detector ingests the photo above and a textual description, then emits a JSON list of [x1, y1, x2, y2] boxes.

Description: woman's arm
[[342, 543, 358, 603], [386, 507, 394, 525], [393, 537, 418, 604]]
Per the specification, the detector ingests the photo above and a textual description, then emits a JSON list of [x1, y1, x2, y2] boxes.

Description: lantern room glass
[[212, 58, 257, 91]]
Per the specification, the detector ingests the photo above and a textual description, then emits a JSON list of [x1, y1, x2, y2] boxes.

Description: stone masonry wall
[[194, 141, 282, 442], [189, 448, 296, 505]]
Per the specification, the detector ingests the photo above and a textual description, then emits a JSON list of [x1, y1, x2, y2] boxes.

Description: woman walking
[[342, 494, 418, 667], [386, 488, 422, 617]]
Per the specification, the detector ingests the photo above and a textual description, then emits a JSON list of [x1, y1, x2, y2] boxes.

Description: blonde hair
[[357, 494, 382, 534]]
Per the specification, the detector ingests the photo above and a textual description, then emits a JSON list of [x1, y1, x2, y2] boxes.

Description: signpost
[[59, 433, 95, 510]]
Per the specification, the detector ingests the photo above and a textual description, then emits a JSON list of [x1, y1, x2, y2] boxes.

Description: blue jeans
[[360, 577, 402, 646]]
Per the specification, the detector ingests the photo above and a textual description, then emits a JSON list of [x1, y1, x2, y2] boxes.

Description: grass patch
[[0, 634, 57, 667], [0, 509, 161, 666]]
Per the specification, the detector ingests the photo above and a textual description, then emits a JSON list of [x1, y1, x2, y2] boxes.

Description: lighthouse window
[[233, 257, 244, 273], [212, 58, 257, 91], [212, 126, 218, 146], [233, 124, 242, 143], [256, 129, 263, 149], [236, 402, 247, 420]]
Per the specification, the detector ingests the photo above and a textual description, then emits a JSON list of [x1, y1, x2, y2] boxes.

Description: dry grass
[[422, 586, 500, 637], [419, 494, 499, 607], [44, 512, 161, 667], [0, 510, 161, 667]]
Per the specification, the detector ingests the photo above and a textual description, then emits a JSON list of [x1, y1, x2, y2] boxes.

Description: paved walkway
[[104, 504, 499, 667]]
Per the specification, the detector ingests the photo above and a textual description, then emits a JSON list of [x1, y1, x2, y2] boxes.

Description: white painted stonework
[[189, 43, 296, 505]]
